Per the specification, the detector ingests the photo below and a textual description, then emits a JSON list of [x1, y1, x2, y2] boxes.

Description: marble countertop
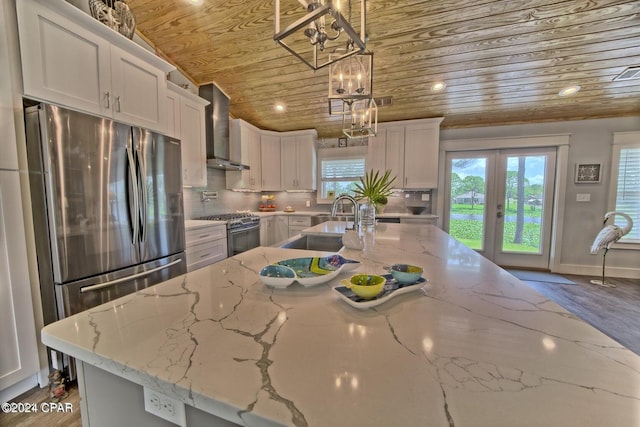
[[250, 210, 438, 219], [185, 219, 227, 228], [42, 223, 640, 426]]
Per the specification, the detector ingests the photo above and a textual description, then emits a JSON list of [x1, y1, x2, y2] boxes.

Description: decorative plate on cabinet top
[[260, 254, 360, 288], [333, 274, 428, 309]]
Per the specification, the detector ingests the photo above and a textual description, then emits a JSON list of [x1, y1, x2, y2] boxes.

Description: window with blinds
[[319, 157, 366, 199], [613, 145, 640, 242]]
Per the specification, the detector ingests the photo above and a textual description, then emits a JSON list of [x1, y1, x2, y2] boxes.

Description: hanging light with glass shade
[[328, 50, 373, 115], [274, 0, 367, 71], [342, 98, 377, 139]]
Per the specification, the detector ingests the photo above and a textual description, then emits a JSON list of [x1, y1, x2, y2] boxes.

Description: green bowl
[[340, 274, 386, 299]]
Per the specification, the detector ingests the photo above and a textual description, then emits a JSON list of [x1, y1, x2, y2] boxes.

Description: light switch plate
[[576, 193, 591, 202]]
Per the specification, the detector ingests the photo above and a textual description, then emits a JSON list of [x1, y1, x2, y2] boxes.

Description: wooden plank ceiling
[[127, 0, 640, 137]]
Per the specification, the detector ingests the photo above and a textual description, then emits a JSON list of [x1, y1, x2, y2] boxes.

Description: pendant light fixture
[[328, 50, 373, 115], [342, 98, 377, 139], [274, 0, 366, 71]]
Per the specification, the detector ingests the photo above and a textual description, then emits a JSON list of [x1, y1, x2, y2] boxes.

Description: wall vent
[[613, 67, 640, 81], [374, 96, 393, 107]]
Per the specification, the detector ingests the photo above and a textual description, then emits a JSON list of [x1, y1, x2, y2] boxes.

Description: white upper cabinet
[[404, 120, 442, 188], [167, 82, 209, 187], [261, 133, 282, 191], [226, 119, 262, 191], [281, 131, 317, 191], [366, 118, 443, 189], [16, 0, 174, 133]]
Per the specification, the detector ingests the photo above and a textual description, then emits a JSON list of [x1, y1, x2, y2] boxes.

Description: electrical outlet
[[143, 387, 186, 426], [576, 193, 591, 202], [421, 194, 430, 201], [306, 200, 310, 207]]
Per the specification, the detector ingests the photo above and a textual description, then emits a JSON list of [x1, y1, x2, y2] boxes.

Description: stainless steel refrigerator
[[25, 103, 186, 336]]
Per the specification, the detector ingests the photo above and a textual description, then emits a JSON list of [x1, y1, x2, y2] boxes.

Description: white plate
[[333, 274, 427, 309]]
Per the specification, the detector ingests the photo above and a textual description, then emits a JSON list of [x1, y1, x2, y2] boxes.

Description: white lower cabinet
[[260, 216, 276, 246], [185, 223, 227, 272], [287, 215, 312, 237], [275, 216, 289, 243], [0, 172, 40, 400]]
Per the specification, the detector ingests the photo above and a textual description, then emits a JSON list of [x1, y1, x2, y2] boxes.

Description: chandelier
[[328, 51, 373, 115], [274, 0, 367, 71], [342, 98, 377, 139]]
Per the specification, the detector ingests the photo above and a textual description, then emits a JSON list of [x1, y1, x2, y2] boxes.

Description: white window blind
[[321, 158, 366, 181], [614, 146, 640, 242]]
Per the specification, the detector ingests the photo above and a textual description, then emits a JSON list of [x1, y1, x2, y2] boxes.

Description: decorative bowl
[[340, 274, 386, 300], [407, 206, 426, 215], [385, 264, 423, 284], [259, 265, 296, 288]]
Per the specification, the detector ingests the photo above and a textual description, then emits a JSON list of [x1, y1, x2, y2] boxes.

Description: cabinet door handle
[[115, 96, 121, 112], [104, 92, 110, 109], [405, 176, 408, 185]]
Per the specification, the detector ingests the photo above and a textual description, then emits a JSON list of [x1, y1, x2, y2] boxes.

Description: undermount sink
[[279, 234, 344, 252]]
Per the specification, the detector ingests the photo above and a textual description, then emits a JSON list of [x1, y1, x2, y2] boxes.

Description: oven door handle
[[80, 259, 183, 293], [228, 224, 260, 235]]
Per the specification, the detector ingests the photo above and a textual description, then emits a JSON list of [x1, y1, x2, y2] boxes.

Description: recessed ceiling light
[[187, 0, 203, 4], [274, 103, 286, 112], [558, 85, 581, 97], [430, 81, 446, 92]]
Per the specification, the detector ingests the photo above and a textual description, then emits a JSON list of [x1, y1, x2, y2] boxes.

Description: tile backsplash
[[183, 168, 432, 219]]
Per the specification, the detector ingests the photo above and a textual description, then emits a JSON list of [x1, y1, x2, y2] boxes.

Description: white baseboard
[[0, 374, 39, 403], [554, 264, 640, 279]]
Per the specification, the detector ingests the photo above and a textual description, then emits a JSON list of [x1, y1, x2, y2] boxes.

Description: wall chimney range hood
[[199, 83, 249, 171]]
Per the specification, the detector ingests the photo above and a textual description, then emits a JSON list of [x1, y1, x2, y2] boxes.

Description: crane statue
[[590, 211, 633, 287]]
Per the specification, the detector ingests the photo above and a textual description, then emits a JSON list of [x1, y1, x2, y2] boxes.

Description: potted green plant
[[353, 169, 397, 216]]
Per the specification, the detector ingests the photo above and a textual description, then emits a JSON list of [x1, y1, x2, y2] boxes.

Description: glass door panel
[[445, 152, 494, 254], [445, 148, 556, 270], [500, 155, 546, 254]]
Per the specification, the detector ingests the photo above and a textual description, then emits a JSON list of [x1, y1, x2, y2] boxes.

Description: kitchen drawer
[[288, 225, 309, 237], [185, 224, 226, 246], [287, 215, 312, 226], [186, 239, 228, 272]]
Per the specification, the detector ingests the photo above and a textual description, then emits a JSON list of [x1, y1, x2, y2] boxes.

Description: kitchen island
[[42, 223, 640, 426]]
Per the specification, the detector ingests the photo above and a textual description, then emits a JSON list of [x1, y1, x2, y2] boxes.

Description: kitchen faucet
[[331, 194, 359, 231]]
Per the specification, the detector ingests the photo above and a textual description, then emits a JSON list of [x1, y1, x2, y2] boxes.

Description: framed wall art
[[575, 163, 602, 183]]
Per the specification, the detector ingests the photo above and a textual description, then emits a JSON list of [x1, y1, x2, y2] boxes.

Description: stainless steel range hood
[[199, 83, 249, 171]]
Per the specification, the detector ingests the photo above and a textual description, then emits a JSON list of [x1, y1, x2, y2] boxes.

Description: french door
[[443, 147, 557, 269]]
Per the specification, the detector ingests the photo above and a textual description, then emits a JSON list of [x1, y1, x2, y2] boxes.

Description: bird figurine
[[589, 211, 633, 287]]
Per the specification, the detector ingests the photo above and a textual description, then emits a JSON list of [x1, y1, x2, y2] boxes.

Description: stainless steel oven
[[197, 213, 261, 256]]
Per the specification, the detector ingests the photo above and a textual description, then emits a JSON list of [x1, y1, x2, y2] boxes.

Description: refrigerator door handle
[[79, 259, 183, 293], [125, 144, 140, 245], [135, 146, 148, 244]]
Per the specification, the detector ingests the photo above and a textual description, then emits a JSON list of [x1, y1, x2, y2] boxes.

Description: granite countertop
[[41, 223, 640, 426]]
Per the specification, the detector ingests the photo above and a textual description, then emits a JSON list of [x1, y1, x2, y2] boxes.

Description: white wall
[[440, 116, 640, 278]]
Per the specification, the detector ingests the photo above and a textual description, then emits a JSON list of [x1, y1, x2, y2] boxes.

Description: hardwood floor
[[0, 381, 81, 427], [521, 274, 640, 356]]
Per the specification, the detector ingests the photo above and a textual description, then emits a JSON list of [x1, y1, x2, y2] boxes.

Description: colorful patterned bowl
[[385, 264, 424, 284]]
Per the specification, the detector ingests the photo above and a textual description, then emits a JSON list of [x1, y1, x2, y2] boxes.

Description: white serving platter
[[333, 274, 428, 309]]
